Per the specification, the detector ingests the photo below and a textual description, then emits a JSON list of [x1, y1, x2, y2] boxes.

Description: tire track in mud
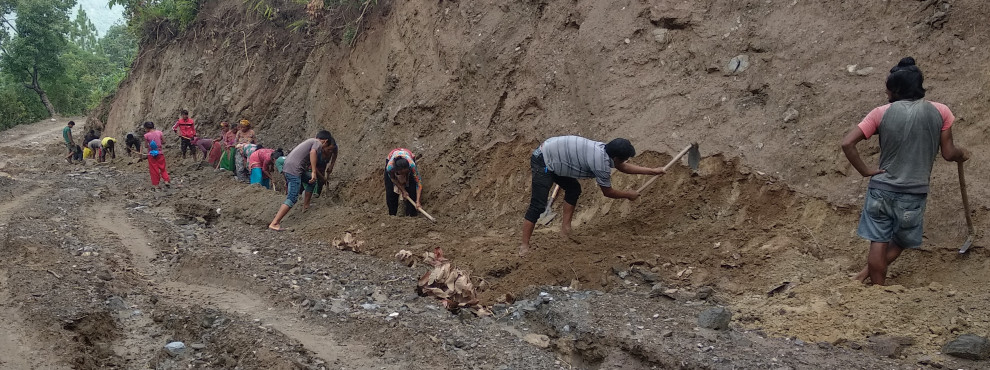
[[89, 202, 402, 369], [0, 186, 67, 370]]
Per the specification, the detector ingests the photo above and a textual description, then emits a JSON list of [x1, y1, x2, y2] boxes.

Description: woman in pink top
[[142, 121, 170, 189], [249, 147, 280, 189]]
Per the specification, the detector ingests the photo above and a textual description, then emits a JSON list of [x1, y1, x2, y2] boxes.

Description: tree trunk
[[24, 67, 57, 117], [36, 88, 56, 117]]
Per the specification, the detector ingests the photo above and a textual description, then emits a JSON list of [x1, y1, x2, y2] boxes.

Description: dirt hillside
[[67, 0, 990, 367]]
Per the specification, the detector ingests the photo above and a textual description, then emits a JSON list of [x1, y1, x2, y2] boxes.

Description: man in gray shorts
[[841, 57, 969, 285], [519, 135, 666, 256]]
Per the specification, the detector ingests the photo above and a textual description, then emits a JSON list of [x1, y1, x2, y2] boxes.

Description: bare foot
[[851, 267, 868, 283], [268, 224, 285, 232], [518, 244, 530, 257]]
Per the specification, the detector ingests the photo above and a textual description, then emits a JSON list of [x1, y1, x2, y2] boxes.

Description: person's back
[[866, 100, 949, 194]]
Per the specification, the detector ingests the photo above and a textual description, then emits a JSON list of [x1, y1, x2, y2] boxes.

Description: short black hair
[[143, 121, 155, 129], [393, 157, 410, 170], [271, 148, 284, 161], [181, 109, 189, 115], [605, 138, 636, 162], [67, 121, 75, 126], [886, 57, 925, 102], [316, 130, 333, 142]]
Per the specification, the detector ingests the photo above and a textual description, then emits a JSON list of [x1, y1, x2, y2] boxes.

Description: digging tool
[[399, 192, 436, 222], [636, 143, 700, 193], [537, 184, 560, 225], [958, 161, 976, 254]]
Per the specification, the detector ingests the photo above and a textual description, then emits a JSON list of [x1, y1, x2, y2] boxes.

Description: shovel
[[636, 143, 700, 193], [398, 190, 436, 222], [537, 184, 560, 225], [958, 161, 976, 253]]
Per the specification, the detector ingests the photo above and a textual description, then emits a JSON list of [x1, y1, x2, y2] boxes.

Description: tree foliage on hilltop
[[0, 0, 136, 130]]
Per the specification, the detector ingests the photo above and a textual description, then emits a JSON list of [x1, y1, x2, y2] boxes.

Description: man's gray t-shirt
[[863, 100, 950, 194], [283, 138, 323, 176], [539, 135, 615, 187]]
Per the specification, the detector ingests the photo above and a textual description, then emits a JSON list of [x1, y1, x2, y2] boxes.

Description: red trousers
[[148, 154, 170, 186]]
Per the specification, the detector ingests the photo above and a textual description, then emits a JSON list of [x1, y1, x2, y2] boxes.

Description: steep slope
[[91, 0, 990, 360]]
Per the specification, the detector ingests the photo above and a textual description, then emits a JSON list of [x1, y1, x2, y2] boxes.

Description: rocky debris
[[332, 231, 364, 252], [522, 334, 550, 349], [943, 334, 990, 360], [164, 341, 186, 356], [917, 355, 943, 368], [867, 335, 914, 358], [650, 284, 677, 300], [698, 307, 731, 330], [725, 55, 750, 75], [190, 343, 206, 350]]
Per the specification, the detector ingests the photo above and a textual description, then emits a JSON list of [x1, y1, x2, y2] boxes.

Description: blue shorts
[[284, 173, 301, 207], [250, 168, 270, 189], [856, 188, 927, 248]]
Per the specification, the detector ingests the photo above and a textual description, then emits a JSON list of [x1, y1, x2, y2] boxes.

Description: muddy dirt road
[[0, 117, 977, 369]]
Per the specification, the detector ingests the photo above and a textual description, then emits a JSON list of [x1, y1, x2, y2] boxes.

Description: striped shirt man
[[538, 136, 615, 187]]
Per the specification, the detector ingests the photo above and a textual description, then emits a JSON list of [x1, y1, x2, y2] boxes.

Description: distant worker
[[235, 143, 259, 183], [124, 132, 141, 157], [86, 137, 102, 160], [300, 137, 337, 209], [99, 137, 117, 162], [249, 147, 282, 189], [519, 136, 667, 256], [384, 148, 421, 217], [192, 137, 213, 162], [171, 109, 196, 159], [142, 121, 171, 189], [268, 130, 335, 231], [63, 121, 77, 164], [235, 119, 256, 145], [842, 57, 969, 285]]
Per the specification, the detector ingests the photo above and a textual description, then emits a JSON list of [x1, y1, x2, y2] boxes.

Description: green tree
[[0, 0, 76, 117], [70, 8, 99, 51]]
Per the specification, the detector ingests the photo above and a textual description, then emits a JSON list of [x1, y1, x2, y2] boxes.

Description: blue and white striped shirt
[[539, 136, 615, 187]]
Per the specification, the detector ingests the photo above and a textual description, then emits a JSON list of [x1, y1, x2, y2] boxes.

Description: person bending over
[[384, 148, 422, 217], [268, 130, 335, 231], [519, 136, 666, 256]]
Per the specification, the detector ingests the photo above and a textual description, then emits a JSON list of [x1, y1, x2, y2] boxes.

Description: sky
[[75, 0, 124, 36]]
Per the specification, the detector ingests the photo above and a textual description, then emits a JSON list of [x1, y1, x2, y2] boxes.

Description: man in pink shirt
[[171, 109, 196, 159], [841, 57, 969, 285]]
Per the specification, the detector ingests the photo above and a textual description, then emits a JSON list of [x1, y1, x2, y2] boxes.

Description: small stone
[[661, 330, 674, 338], [649, 284, 673, 299], [943, 334, 990, 360], [624, 38, 630, 44], [190, 343, 206, 350], [695, 287, 714, 300], [106, 296, 128, 311], [360, 303, 379, 310], [698, 307, 732, 330], [310, 301, 326, 312], [725, 55, 750, 75], [849, 342, 862, 350], [868, 335, 911, 358], [651, 28, 669, 44], [855, 67, 875, 76], [782, 108, 799, 123], [164, 341, 186, 356], [523, 334, 550, 348], [637, 269, 658, 283]]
